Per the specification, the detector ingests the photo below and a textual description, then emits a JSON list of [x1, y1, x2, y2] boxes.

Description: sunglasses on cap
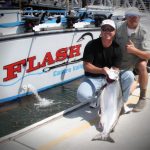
[[101, 25, 115, 32]]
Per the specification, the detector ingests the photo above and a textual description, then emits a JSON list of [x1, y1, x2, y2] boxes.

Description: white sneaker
[[123, 105, 133, 114], [89, 100, 100, 108]]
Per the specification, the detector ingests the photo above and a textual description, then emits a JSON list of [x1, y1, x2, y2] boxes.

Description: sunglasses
[[101, 26, 115, 32], [125, 14, 139, 18]]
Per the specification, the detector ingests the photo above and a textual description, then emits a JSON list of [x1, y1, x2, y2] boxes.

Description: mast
[[66, 0, 70, 11]]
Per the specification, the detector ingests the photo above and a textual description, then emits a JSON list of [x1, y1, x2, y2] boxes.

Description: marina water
[[22, 84, 55, 108], [0, 78, 83, 138]]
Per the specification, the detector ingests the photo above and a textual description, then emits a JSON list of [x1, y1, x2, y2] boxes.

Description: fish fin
[[107, 136, 115, 143], [110, 128, 115, 133], [92, 133, 115, 143]]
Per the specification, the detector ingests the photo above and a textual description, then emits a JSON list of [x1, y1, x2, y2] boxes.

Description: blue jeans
[[77, 70, 135, 103]]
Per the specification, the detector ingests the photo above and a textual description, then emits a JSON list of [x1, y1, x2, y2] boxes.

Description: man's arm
[[126, 40, 150, 59], [83, 61, 110, 75]]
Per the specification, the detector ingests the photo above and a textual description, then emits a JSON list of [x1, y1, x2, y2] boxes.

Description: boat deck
[[0, 75, 150, 150]]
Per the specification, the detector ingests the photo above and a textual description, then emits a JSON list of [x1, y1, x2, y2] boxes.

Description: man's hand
[[102, 67, 110, 75], [126, 40, 137, 54], [125, 40, 150, 59]]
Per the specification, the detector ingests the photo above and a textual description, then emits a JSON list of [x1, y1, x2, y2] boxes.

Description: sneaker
[[89, 100, 99, 108], [132, 97, 146, 112], [120, 105, 133, 115], [123, 105, 133, 114]]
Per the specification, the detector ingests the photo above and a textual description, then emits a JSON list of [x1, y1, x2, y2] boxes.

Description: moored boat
[[0, 27, 100, 104], [0, 3, 116, 104]]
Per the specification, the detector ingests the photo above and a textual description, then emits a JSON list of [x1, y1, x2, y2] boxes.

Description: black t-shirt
[[83, 37, 122, 77]]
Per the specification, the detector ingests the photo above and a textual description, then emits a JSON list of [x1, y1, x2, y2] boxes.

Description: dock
[[0, 75, 150, 150]]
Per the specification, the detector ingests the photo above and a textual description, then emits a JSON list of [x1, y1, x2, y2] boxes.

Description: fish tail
[[92, 133, 115, 143]]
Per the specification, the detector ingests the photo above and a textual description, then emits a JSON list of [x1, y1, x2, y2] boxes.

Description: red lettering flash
[[3, 44, 82, 82], [3, 59, 26, 81], [69, 44, 81, 58], [40, 52, 55, 67], [26, 56, 41, 73], [55, 48, 68, 62]]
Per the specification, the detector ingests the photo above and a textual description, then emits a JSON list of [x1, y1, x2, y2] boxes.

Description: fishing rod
[[17, 36, 35, 96]]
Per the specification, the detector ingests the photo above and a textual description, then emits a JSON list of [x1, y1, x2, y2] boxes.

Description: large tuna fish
[[92, 70, 123, 142]]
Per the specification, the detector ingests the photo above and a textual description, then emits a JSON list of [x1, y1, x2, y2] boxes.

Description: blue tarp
[[0, 21, 25, 28], [81, 18, 95, 23]]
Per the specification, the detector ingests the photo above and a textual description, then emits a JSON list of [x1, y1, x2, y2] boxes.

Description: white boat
[[0, 5, 117, 104], [0, 27, 100, 104], [1, 0, 149, 104]]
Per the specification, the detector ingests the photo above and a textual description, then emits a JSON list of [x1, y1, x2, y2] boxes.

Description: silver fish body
[[92, 80, 123, 142]]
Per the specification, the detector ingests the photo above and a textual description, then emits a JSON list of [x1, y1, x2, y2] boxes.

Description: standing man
[[77, 19, 134, 111], [116, 7, 150, 112]]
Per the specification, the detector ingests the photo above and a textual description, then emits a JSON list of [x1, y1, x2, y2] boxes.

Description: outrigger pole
[[66, 0, 70, 12]]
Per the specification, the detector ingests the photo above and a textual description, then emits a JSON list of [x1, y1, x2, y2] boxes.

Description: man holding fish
[[77, 19, 134, 111], [76, 7, 150, 142], [77, 19, 134, 142]]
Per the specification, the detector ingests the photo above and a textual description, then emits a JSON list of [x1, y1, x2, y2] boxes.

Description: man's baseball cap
[[125, 7, 141, 17], [101, 19, 116, 29]]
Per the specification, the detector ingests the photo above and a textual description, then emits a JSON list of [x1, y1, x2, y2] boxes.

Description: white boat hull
[[0, 28, 100, 103]]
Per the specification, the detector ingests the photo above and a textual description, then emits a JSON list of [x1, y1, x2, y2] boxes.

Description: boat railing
[[22, 9, 67, 16], [0, 11, 21, 22], [0, 11, 25, 32], [0, 6, 113, 35]]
